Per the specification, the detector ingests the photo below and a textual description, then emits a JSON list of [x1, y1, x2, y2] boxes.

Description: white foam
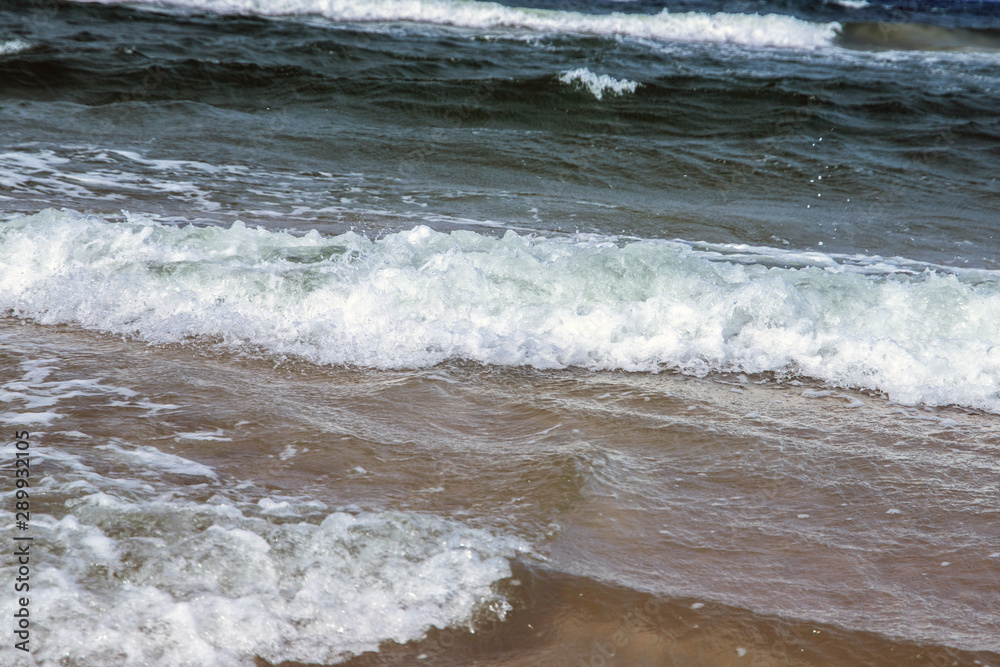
[[0, 39, 31, 56], [174, 428, 231, 441], [97, 441, 220, 480], [802, 389, 833, 398], [0, 147, 437, 229], [0, 358, 137, 425], [0, 410, 61, 425], [559, 68, 640, 100], [0, 149, 244, 216], [0, 498, 524, 666], [66, 0, 840, 49], [2, 210, 999, 412]]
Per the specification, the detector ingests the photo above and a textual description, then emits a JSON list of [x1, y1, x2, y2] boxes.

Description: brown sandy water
[[1, 317, 998, 666]]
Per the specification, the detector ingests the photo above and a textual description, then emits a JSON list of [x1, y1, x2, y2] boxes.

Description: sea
[[1, 0, 999, 664]]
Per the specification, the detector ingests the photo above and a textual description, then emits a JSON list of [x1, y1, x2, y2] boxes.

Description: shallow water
[[1, 319, 998, 665]]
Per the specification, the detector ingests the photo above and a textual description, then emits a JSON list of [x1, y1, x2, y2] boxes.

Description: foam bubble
[[2, 210, 999, 412]]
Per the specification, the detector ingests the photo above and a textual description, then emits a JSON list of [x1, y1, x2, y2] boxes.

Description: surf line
[[11, 431, 32, 653]]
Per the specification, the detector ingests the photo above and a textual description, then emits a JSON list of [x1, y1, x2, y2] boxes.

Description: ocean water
[[1, 0, 999, 665]]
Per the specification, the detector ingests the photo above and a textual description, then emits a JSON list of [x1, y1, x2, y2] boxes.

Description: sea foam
[[559, 68, 640, 100], [2, 210, 999, 412], [0, 39, 31, 56], [0, 492, 522, 666]]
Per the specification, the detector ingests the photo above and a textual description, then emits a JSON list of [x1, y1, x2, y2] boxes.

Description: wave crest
[[68, 0, 840, 49], [3, 210, 1000, 411], [558, 68, 640, 100]]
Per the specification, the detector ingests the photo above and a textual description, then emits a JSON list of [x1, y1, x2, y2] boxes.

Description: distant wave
[[67, 0, 840, 49], [3, 210, 999, 412], [828, 0, 870, 9], [837, 21, 1000, 51], [62, 0, 1000, 54], [558, 68, 640, 100]]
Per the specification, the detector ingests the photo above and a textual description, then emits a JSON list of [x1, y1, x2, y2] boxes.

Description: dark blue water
[[2, 0, 999, 267]]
